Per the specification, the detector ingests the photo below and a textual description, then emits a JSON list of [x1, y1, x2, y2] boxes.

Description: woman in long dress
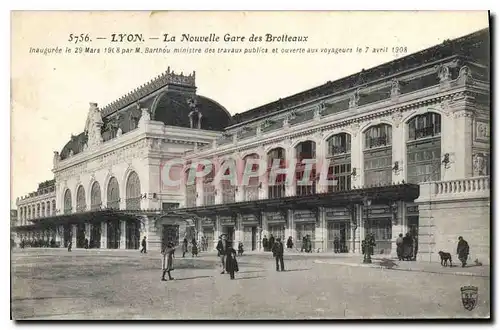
[[161, 242, 175, 281], [225, 240, 239, 280]]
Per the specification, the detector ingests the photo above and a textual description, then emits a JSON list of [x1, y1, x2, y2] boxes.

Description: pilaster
[[71, 225, 77, 247], [101, 222, 107, 249], [350, 126, 363, 188], [120, 220, 126, 249], [391, 113, 405, 183], [85, 223, 92, 243], [453, 110, 475, 179], [214, 215, 221, 250]]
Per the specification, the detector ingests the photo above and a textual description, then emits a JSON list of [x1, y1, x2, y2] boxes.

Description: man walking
[[457, 236, 470, 267], [216, 234, 228, 274], [396, 233, 404, 261], [140, 236, 147, 254], [272, 237, 285, 272]]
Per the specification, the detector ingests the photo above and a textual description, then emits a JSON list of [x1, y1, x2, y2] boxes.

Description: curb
[[313, 260, 490, 278]]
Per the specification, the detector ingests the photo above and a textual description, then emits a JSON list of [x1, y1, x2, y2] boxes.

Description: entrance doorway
[[243, 226, 258, 251], [327, 222, 351, 252], [126, 220, 140, 250], [90, 224, 101, 248], [63, 225, 72, 247], [222, 226, 235, 241], [107, 220, 120, 249], [162, 225, 179, 249], [76, 224, 86, 248]]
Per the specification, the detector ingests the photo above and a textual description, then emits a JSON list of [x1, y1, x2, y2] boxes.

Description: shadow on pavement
[[238, 270, 264, 274], [281, 268, 311, 272], [235, 276, 265, 281], [173, 276, 213, 281]]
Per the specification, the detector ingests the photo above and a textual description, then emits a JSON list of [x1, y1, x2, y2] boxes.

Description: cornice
[[187, 86, 469, 160]]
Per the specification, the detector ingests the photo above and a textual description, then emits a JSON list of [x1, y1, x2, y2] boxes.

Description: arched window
[[221, 159, 236, 203], [125, 171, 141, 210], [326, 133, 352, 192], [203, 166, 215, 206], [52, 200, 56, 215], [107, 177, 120, 210], [295, 141, 316, 196], [267, 148, 286, 199], [90, 181, 102, 211], [41, 203, 45, 217], [63, 190, 72, 214], [46, 201, 50, 217], [406, 112, 442, 183], [243, 154, 260, 201], [363, 124, 393, 186], [36, 204, 40, 218], [76, 186, 86, 213]]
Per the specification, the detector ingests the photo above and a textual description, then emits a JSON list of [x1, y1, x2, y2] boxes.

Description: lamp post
[[363, 196, 373, 264]]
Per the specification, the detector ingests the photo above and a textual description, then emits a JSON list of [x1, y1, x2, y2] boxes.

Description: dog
[[438, 251, 453, 267]]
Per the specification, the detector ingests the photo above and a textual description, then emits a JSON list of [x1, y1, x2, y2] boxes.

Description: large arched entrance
[[107, 177, 120, 249], [125, 171, 141, 249]]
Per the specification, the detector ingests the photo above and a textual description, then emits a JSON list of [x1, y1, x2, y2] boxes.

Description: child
[[161, 242, 175, 282], [238, 242, 244, 256]]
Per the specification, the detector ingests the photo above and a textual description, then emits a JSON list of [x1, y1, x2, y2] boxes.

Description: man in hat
[[272, 237, 285, 272], [456, 236, 470, 268], [216, 234, 228, 274]]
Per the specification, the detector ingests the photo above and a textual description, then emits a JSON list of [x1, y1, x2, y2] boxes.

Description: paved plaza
[[11, 249, 490, 320]]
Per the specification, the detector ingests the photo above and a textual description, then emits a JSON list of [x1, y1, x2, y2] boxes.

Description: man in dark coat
[[301, 236, 307, 252], [262, 235, 268, 252], [272, 237, 285, 272], [457, 236, 470, 267], [402, 233, 413, 261], [268, 235, 275, 253], [216, 234, 228, 274], [225, 240, 238, 280], [140, 236, 147, 253], [334, 235, 340, 253], [396, 233, 404, 261]]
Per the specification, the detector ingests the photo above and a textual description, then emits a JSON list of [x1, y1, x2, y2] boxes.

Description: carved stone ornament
[[391, 79, 400, 97], [437, 64, 451, 83], [350, 122, 361, 137], [440, 98, 452, 116], [391, 111, 403, 128], [349, 89, 360, 108], [68, 150, 74, 157], [117, 127, 123, 137], [473, 153, 487, 176], [475, 122, 490, 141], [139, 108, 151, 126], [85, 102, 104, 149], [458, 65, 472, 85], [53, 151, 60, 167]]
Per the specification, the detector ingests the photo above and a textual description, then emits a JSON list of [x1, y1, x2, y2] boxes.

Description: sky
[[10, 11, 489, 207]]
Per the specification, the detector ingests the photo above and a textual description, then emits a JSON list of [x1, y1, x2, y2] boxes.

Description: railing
[[368, 136, 389, 148], [434, 176, 490, 195]]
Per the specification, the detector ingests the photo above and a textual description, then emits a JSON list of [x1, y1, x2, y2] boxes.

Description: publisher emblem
[[460, 286, 478, 311]]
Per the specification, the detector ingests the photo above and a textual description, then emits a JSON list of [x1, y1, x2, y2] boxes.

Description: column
[[316, 138, 328, 194], [356, 205, 364, 254], [71, 224, 77, 247], [85, 223, 92, 242], [261, 213, 269, 251], [259, 149, 268, 200], [286, 210, 294, 242], [120, 220, 126, 249], [350, 130, 363, 188], [316, 207, 327, 252], [101, 222, 108, 249], [55, 225, 62, 246], [392, 121, 405, 184], [390, 201, 406, 259], [214, 215, 221, 250], [196, 176, 204, 207], [285, 147, 295, 197], [453, 110, 474, 179], [234, 213, 243, 245]]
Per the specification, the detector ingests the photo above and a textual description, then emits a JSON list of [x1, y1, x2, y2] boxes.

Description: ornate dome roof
[[151, 91, 232, 131]]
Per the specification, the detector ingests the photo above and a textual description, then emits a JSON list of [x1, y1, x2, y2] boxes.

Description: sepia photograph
[[10, 10, 491, 320]]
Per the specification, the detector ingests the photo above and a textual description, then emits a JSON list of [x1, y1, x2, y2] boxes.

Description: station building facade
[[14, 28, 491, 263]]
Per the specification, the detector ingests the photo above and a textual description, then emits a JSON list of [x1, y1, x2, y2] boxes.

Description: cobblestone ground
[[11, 249, 490, 320]]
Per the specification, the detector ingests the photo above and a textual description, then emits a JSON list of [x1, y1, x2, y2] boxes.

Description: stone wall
[[416, 176, 490, 264]]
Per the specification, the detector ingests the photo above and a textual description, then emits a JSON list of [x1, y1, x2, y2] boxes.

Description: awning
[[178, 183, 419, 217]]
